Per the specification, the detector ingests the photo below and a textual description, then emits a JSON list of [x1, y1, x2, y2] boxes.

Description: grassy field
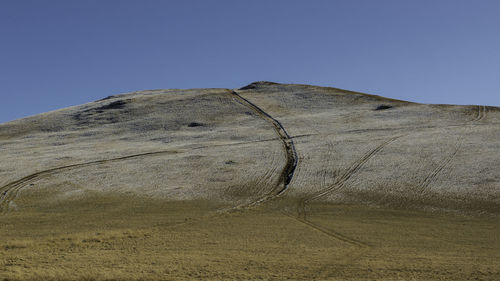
[[1, 82, 499, 280], [1, 192, 498, 280]]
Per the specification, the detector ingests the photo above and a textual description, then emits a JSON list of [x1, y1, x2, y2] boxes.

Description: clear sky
[[1, 0, 499, 123]]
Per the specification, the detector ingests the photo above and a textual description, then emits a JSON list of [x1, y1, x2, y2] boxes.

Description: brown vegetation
[[0, 82, 499, 280]]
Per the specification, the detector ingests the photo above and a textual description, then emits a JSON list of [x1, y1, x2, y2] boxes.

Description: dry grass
[[1, 82, 499, 280], [1, 193, 499, 280]]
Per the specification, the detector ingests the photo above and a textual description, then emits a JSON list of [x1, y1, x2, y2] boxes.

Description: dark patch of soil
[[97, 100, 128, 110], [72, 100, 130, 126], [188, 122, 204, 127], [375, 105, 393, 111]]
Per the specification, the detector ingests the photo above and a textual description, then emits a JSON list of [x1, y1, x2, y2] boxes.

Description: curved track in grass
[[229, 90, 298, 206]]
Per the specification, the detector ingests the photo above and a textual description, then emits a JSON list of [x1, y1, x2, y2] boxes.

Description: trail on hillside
[[0, 132, 311, 215], [0, 150, 181, 214], [281, 211, 369, 247], [306, 136, 402, 205], [228, 90, 298, 206], [472, 105, 487, 122], [292, 104, 489, 245], [416, 105, 488, 194], [0, 96, 309, 215], [417, 137, 464, 195], [287, 136, 401, 248], [227, 90, 374, 247]]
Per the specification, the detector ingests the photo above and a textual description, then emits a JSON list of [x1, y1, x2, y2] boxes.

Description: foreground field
[[1, 193, 499, 280]]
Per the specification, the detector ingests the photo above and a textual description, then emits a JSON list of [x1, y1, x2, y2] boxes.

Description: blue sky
[[1, 0, 499, 123]]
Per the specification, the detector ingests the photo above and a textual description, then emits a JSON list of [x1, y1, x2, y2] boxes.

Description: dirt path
[[229, 90, 298, 205]]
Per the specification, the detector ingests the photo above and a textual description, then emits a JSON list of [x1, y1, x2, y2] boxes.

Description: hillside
[[1, 82, 499, 280]]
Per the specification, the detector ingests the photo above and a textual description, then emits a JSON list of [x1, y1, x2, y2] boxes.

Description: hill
[[0, 82, 499, 280]]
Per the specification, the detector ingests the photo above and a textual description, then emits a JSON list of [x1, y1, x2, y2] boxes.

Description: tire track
[[307, 136, 402, 205], [281, 211, 369, 247], [320, 141, 336, 193], [417, 137, 464, 195], [472, 105, 487, 122], [0, 130, 314, 215], [255, 155, 281, 196], [0, 134, 309, 215], [228, 90, 298, 206], [472, 105, 482, 122], [293, 136, 402, 247], [416, 104, 487, 194], [0, 150, 181, 214]]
